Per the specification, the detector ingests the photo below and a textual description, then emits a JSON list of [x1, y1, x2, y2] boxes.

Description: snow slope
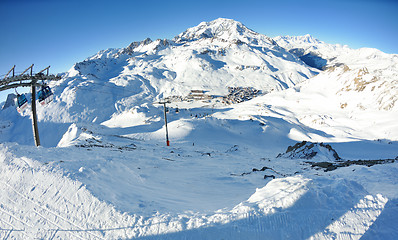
[[0, 18, 398, 239], [1, 140, 396, 239]]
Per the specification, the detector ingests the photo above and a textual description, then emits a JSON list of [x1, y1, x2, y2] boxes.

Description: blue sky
[[1, 0, 397, 102]]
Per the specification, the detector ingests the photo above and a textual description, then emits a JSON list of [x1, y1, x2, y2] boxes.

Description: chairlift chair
[[15, 94, 29, 113], [37, 85, 54, 105]]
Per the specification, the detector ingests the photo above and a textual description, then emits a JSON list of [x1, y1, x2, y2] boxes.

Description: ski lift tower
[[0, 65, 62, 146], [154, 101, 171, 146]]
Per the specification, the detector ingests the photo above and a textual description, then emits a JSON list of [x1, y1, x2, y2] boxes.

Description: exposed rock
[[307, 158, 396, 172], [123, 38, 153, 54], [277, 141, 341, 161], [1, 93, 16, 110]]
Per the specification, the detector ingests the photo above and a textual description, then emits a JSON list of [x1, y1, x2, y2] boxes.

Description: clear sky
[[1, 0, 397, 102]]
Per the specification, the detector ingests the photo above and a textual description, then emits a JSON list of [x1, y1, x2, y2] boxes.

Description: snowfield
[[0, 18, 397, 239], [1, 140, 397, 239]]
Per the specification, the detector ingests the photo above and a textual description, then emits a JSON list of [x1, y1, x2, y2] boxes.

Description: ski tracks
[[0, 148, 132, 239], [0, 174, 106, 239]]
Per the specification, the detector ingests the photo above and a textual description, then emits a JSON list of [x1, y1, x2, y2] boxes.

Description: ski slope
[[0, 128, 397, 239]]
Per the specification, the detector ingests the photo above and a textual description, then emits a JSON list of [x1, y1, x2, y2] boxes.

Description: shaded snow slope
[[273, 34, 351, 69]]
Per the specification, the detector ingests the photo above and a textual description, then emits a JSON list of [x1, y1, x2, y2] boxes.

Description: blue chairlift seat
[[16, 94, 28, 113], [38, 86, 54, 105]]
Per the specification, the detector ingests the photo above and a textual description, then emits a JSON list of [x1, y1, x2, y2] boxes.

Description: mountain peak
[[174, 18, 265, 44], [274, 34, 323, 47]]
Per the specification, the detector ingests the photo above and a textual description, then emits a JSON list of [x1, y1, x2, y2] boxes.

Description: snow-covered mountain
[[174, 18, 276, 45], [273, 34, 348, 69], [0, 18, 398, 239], [45, 18, 317, 124], [274, 34, 398, 111]]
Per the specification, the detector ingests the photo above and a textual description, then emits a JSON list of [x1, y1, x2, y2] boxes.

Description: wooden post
[[3, 65, 16, 80], [38, 66, 51, 74], [163, 102, 170, 146], [31, 80, 40, 146], [21, 64, 34, 76]]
